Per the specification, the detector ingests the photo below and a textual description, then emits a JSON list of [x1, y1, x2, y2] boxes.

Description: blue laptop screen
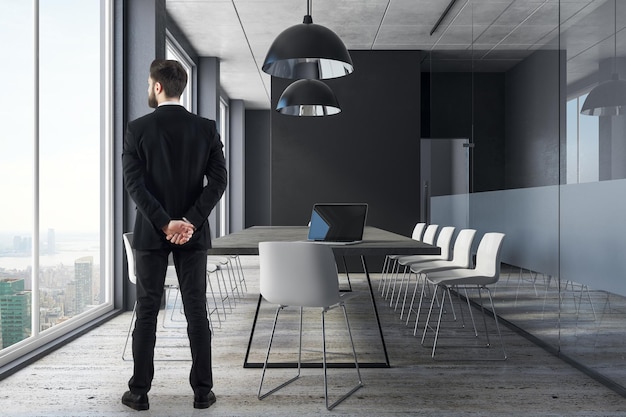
[[307, 204, 368, 242]]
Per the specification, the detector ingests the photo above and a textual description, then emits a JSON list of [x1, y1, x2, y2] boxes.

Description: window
[[0, 0, 112, 367], [218, 98, 229, 237], [566, 94, 599, 184], [166, 33, 193, 112]]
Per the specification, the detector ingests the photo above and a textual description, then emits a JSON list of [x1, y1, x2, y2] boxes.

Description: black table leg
[[361, 255, 391, 367], [243, 294, 263, 368]]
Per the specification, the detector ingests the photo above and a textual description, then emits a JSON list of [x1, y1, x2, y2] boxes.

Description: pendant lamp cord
[[614, 0, 617, 75], [307, 0, 311, 16]]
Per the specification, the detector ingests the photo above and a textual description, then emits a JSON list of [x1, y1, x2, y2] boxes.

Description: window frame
[[166, 31, 194, 112], [0, 0, 114, 370]]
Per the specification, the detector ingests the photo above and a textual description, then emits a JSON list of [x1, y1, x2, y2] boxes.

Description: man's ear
[[154, 81, 162, 94]]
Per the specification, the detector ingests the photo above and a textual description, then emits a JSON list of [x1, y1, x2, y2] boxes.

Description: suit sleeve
[[122, 125, 171, 231], [183, 120, 228, 228]]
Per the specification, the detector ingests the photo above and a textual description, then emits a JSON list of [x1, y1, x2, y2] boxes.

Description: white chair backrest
[[122, 232, 136, 285], [259, 241, 340, 308], [474, 232, 506, 283], [422, 224, 438, 245], [435, 226, 456, 260], [450, 229, 477, 268], [411, 223, 426, 241]]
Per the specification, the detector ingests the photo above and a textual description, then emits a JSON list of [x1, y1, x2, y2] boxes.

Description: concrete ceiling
[[166, 0, 625, 109]]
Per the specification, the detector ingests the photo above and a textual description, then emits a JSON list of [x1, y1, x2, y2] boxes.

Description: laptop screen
[[307, 203, 368, 242]]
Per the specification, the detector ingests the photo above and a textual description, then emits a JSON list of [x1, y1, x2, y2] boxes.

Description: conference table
[[207, 226, 440, 368]]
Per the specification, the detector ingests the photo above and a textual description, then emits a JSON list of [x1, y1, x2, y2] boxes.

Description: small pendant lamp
[[276, 79, 341, 116]]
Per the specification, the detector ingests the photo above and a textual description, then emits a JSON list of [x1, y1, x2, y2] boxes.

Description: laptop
[[307, 203, 368, 244]]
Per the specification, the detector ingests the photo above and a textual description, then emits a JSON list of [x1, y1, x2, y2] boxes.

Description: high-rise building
[[0, 278, 32, 349], [12, 236, 32, 255], [74, 257, 93, 314]]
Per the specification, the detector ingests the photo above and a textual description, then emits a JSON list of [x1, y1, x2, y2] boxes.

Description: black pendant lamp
[[581, 0, 626, 116], [276, 79, 341, 116], [262, 0, 353, 80]]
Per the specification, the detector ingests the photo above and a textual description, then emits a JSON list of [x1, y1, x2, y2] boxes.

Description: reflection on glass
[[566, 98, 579, 184], [566, 95, 600, 184], [577, 94, 600, 183]]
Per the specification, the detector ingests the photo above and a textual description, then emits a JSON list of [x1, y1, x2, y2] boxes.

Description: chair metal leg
[[206, 270, 222, 329], [341, 256, 353, 291], [422, 284, 507, 361], [123, 300, 195, 362], [399, 270, 414, 320], [430, 285, 446, 358], [232, 255, 248, 292], [378, 256, 390, 293], [485, 287, 507, 360], [411, 275, 428, 334], [323, 304, 363, 411], [209, 268, 228, 317], [217, 268, 233, 312], [421, 285, 440, 344], [258, 306, 303, 400], [162, 286, 188, 328], [122, 301, 137, 361], [223, 263, 240, 302], [383, 259, 399, 299], [387, 260, 400, 307], [393, 266, 409, 311]]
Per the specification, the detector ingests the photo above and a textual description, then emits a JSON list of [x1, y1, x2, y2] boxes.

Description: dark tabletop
[[207, 226, 440, 257]]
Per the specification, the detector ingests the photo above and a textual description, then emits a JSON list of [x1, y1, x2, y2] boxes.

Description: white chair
[[391, 226, 456, 312], [421, 224, 439, 245], [403, 229, 477, 328], [122, 233, 181, 361], [206, 255, 238, 312], [385, 224, 439, 302], [421, 232, 507, 360], [229, 254, 248, 293], [379, 222, 426, 295], [257, 241, 363, 411], [396, 226, 456, 267]]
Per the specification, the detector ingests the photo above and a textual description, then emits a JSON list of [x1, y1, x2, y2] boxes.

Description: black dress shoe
[[122, 391, 149, 411], [194, 391, 216, 409]]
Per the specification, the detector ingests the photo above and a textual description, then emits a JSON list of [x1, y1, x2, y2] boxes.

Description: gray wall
[[244, 110, 271, 227], [229, 99, 245, 233], [123, 0, 167, 311], [270, 50, 422, 236]]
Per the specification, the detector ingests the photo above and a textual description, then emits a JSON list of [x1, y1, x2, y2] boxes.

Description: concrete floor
[[1, 256, 625, 417]]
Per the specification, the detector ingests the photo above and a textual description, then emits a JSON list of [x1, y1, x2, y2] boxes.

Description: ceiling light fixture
[[581, 0, 626, 116], [276, 79, 341, 116], [262, 0, 353, 80]]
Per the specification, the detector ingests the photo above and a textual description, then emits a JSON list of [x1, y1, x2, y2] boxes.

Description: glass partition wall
[[424, 0, 626, 394]]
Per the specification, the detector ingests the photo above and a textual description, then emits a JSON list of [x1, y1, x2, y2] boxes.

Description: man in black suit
[[121, 59, 227, 411]]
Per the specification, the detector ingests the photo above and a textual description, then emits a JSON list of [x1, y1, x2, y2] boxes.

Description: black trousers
[[129, 248, 213, 396]]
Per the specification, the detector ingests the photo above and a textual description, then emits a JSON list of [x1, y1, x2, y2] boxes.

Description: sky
[[0, 0, 102, 235]]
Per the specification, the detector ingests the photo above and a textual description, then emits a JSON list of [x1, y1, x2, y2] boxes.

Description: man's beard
[[148, 87, 158, 108]]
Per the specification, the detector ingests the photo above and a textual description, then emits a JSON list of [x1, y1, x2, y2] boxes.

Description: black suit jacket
[[122, 104, 227, 251]]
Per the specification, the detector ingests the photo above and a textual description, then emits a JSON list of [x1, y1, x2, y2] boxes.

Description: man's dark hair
[[149, 59, 188, 98]]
